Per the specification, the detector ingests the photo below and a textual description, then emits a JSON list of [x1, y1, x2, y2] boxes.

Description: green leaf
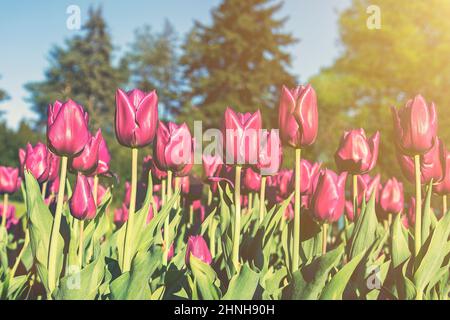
[[222, 263, 260, 300], [414, 212, 450, 293], [24, 170, 65, 295], [53, 252, 105, 300], [391, 214, 411, 268], [189, 255, 221, 300], [110, 246, 163, 300], [320, 249, 366, 300], [291, 244, 344, 300], [348, 191, 378, 259], [421, 181, 433, 245]]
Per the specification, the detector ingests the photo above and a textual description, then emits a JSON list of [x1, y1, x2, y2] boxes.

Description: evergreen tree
[[125, 20, 181, 120], [310, 0, 450, 183], [25, 6, 128, 130], [180, 0, 297, 128]]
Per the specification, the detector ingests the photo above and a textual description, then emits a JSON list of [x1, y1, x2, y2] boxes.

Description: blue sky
[[0, 0, 351, 129]]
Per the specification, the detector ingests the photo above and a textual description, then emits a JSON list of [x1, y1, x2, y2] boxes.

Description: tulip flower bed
[[0, 86, 449, 301]]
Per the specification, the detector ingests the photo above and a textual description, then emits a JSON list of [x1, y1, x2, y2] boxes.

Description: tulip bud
[[275, 169, 294, 198], [93, 134, 111, 176], [392, 95, 437, 155], [335, 129, 380, 174], [0, 166, 21, 195], [357, 174, 381, 205], [256, 130, 282, 176], [379, 177, 404, 217], [345, 201, 360, 222], [71, 129, 103, 175], [114, 203, 128, 227], [242, 167, 261, 193], [202, 155, 223, 180], [115, 88, 159, 148], [154, 121, 193, 175], [20, 142, 49, 183], [185, 235, 212, 265], [278, 84, 318, 148], [223, 107, 262, 165], [397, 138, 445, 184], [47, 100, 90, 157], [142, 155, 167, 182], [69, 174, 97, 220], [434, 150, 450, 195], [47, 151, 60, 182], [0, 203, 18, 229], [299, 160, 321, 195], [310, 169, 347, 223]]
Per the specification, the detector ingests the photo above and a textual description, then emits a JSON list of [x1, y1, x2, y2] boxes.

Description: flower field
[[0, 84, 449, 301]]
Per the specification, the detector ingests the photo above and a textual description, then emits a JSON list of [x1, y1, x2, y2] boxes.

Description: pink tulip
[[202, 155, 223, 180], [243, 167, 261, 193], [93, 134, 111, 176], [87, 177, 107, 204], [69, 173, 97, 220], [47, 151, 60, 181], [176, 176, 190, 195], [300, 160, 321, 195], [154, 121, 193, 175], [0, 166, 20, 195], [19, 142, 49, 183], [345, 201, 360, 222], [115, 88, 159, 148], [47, 100, 90, 157], [185, 235, 212, 265], [114, 203, 129, 227], [49, 176, 60, 195], [379, 177, 404, 216], [335, 129, 380, 174], [357, 174, 381, 204], [310, 169, 347, 223], [278, 84, 318, 148], [256, 129, 282, 176], [392, 95, 437, 155], [274, 169, 293, 198], [404, 197, 416, 228], [223, 108, 262, 165], [434, 150, 450, 195], [71, 129, 103, 175], [123, 181, 131, 207], [142, 156, 167, 182], [0, 203, 18, 230], [397, 138, 445, 184]]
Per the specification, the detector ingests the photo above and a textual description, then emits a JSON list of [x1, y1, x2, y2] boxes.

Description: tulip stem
[[78, 221, 84, 267], [259, 176, 267, 223], [293, 148, 301, 272], [413, 154, 422, 257], [443, 195, 448, 215], [47, 155, 68, 294], [352, 174, 358, 222], [164, 171, 173, 264], [189, 204, 194, 225], [41, 182, 48, 200], [207, 186, 212, 207], [248, 193, 253, 212], [9, 229, 29, 281], [1, 194, 8, 229], [174, 177, 181, 209], [232, 165, 242, 271], [122, 148, 138, 272], [161, 179, 166, 206], [210, 220, 217, 258], [93, 175, 99, 206], [322, 223, 328, 255]]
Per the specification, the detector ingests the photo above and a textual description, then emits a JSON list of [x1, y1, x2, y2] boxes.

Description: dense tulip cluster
[[1, 83, 450, 302]]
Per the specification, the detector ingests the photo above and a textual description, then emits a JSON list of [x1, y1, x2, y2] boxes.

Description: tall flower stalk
[[122, 148, 138, 272], [47, 156, 68, 292], [413, 155, 422, 257], [293, 148, 301, 271], [259, 176, 267, 223], [232, 165, 242, 270]]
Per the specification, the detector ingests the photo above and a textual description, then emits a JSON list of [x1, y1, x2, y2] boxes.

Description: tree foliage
[[180, 0, 297, 128], [125, 20, 181, 120], [310, 0, 450, 182], [25, 6, 128, 130]]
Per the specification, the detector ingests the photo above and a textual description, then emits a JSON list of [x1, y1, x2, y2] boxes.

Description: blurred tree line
[[2, 0, 450, 200]]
